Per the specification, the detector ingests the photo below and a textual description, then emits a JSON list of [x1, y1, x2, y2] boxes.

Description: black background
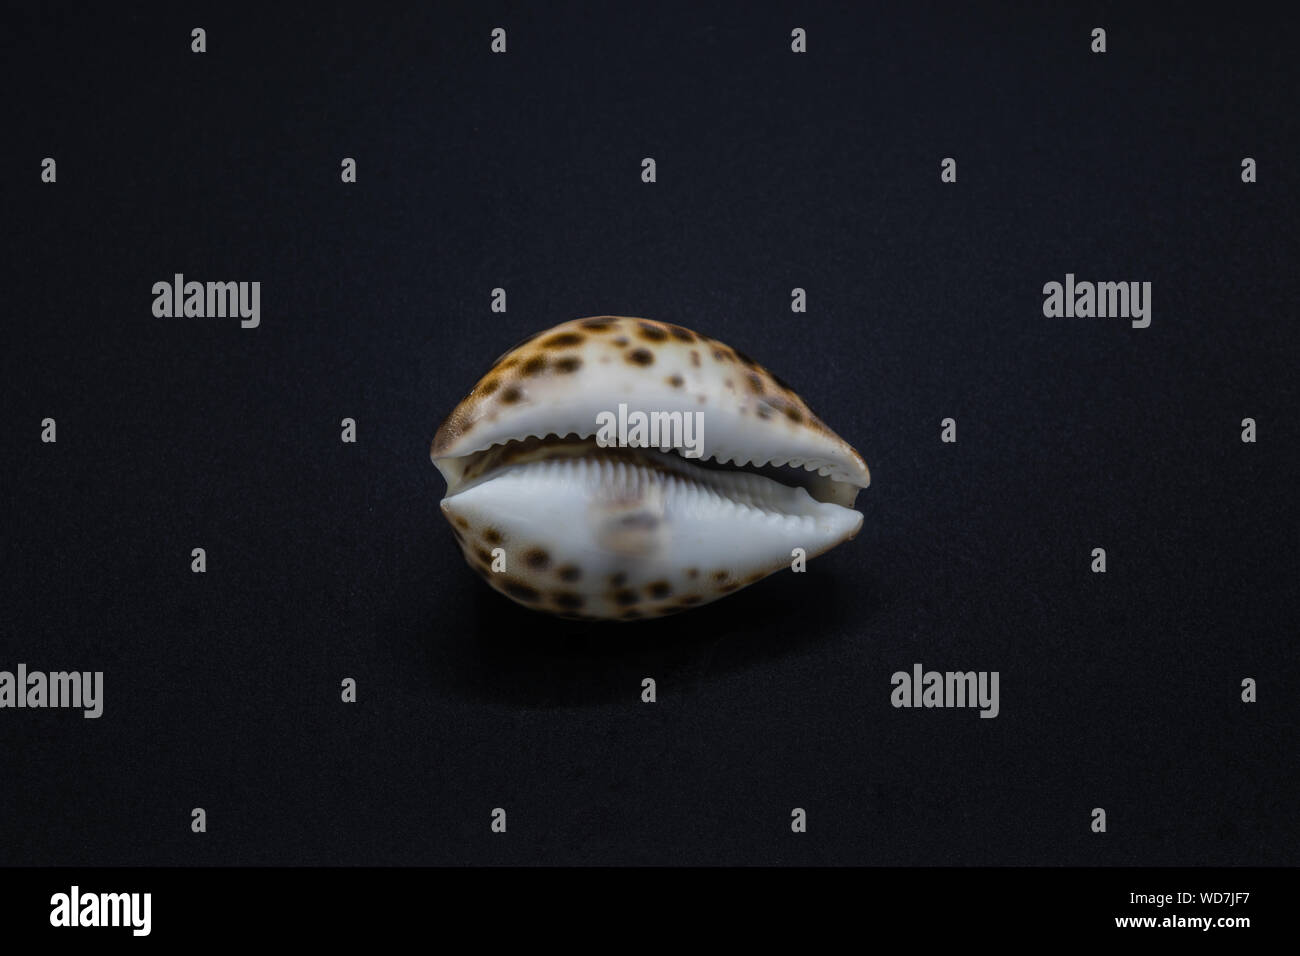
[[3, 3, 1296, 866]]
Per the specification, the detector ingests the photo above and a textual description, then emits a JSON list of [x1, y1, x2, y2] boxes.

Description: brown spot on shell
[[484, 529, 503, 545], [613, 589, 638, 606], [610, 572, 627, 587], [524, 548, 550, 570], [666, 374, 684, 388], [497, 357, 519, 370], [555, 356, 582, 373], [784, 406, 804, 424], [686, 568, 699, 579], [647, 580, 672, 599], [612, 336, 629, 347], [690, 350, 701, 367], [501, 386, 522, 403], [637, 322, 669, 342], [732, 348, 762, 369], [719, 582, 740, 593], [542, 332, 584, 348], [627, 349, 654, 366], [521, 355, 548, 376], [476, 548, 493, 564], [580, 318, 616, 331], [480, 379, 500, 396], [755, 403, 774, 420], [746, 372, 765, 394], [677, 595, 702, 607], [712, 570, 729, 582], [712, 348, 731, 362], [552, 591, 585, 610], [558, 565, 582, 582], [454, 517, 470, 530], [666, 324, 695, 342]]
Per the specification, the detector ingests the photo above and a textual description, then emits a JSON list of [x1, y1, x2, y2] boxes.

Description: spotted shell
[[431, 316, 870, 620]]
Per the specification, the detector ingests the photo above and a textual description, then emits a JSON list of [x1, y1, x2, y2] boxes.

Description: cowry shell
[[431, 316, 870, 620]]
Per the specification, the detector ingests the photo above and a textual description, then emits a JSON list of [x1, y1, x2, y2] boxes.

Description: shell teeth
[[557, 452, 830, 520]]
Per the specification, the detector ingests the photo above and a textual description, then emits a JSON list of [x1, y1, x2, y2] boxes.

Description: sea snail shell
[[430, 316, 870, 620]]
